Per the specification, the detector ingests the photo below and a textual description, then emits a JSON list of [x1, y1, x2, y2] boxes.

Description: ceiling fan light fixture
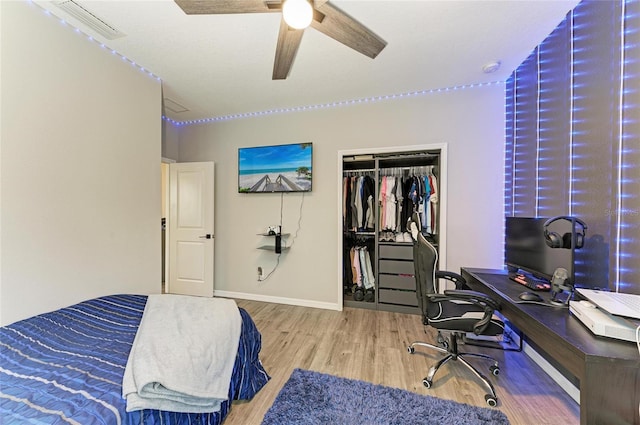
[[282, 0, 313, 30]]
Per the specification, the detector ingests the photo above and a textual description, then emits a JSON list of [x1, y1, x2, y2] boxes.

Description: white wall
[[0, 1, 162, 325], [177, 85, 505, 309], [162, 120, 180, 161]]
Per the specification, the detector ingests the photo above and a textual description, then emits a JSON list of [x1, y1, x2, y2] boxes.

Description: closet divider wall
[[342, 150, 441, 314]]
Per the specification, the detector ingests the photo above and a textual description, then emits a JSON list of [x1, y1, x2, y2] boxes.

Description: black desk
[[461, 268, 639, 425]]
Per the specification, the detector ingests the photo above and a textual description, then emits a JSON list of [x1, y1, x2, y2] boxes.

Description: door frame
[[336, 143, 448, 309], [161, 157, 176, 293]]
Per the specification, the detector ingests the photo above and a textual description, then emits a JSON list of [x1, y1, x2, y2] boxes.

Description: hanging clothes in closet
[[381, 166, 438, 236], [378, 173, 404, 241], [342, 231, 375, 302], [379, 174, 401, 232], [421, 167, 438, 235], [350, 246, 375, 290], [343, 173, 376, 232]]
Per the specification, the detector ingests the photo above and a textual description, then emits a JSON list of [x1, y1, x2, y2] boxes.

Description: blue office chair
[[406, 213, 504, 406]]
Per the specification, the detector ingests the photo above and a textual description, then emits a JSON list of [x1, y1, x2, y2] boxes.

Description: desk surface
[[462, 268, 638, 363], [462, 268, 639, 425]]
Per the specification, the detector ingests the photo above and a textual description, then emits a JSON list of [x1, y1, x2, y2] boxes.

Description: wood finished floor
[[225, 300, 580, 425]]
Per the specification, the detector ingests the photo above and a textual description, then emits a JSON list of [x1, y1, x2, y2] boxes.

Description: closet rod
[[380, 166, 414, 170], [379, 165, 435, 175]]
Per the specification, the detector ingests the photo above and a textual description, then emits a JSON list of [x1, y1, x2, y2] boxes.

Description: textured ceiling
[[36, 0, 580, 123]]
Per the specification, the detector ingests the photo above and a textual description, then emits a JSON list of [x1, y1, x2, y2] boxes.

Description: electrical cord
[[259, 254, 281, 281], [259, 192, 305, 282], [284, 191, 305, 250], [258, 193, 284, 282]]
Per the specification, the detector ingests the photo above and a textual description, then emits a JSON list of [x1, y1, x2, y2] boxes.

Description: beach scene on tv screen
[[239, 143, 312, 192]]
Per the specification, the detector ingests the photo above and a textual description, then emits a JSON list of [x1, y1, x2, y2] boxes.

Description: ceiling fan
[[174, 0, 387, 80]]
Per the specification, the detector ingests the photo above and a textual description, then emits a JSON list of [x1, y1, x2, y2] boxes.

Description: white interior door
[[168, 162, 215, 297]]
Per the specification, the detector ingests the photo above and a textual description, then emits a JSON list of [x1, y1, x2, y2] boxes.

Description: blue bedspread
[[0, 294, 269, 424]]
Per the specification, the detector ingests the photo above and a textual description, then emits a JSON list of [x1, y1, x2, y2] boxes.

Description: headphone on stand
[[543, 216, 588, 249]]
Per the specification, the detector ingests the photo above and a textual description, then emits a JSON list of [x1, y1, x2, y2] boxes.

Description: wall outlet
[[257, 267, 263, 280]]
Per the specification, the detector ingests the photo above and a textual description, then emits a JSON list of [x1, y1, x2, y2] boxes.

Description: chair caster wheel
[[485, 394, 497, 407], [490, 365, 500, 376], [408, 346, 415, 354], [422, 378, 432, 389], [436, 334, 449, 349]]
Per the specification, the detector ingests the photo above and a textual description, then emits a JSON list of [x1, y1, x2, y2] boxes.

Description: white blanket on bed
[[122, 294, 241, 413]]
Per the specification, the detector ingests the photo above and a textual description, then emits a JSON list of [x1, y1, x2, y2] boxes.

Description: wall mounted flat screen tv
[[505, 216, 574, 283], [238, 143, 312, 193]]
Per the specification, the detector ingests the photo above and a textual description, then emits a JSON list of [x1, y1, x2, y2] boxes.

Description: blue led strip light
[[31, 1, 161, 82], [614, 0, 626, 293], [615, 0, 639, 293], [504, 75, 516, 266], [511, 72, 518, 216], [535, 47, 541, 216], [166, 81, 505, 126], [504, 75, 516, 218], [568, 10, 575, 216], [30, 0, 503, 128]]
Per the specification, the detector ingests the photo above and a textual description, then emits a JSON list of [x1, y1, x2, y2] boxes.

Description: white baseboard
[[523, 341, 580, 404], [213, 290, 342, 312]]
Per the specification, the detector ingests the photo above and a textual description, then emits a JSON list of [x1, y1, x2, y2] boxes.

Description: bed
[[0, 294, 270, 424]]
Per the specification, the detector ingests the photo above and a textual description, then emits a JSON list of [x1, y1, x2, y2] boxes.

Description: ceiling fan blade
[[273, 18, 304, 80], [311, 2, 386, 59], [174, 0, 280, 15]]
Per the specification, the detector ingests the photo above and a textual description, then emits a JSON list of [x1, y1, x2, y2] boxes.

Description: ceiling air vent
[[164, 98, 190, 114], [55, 0, 126, 40]]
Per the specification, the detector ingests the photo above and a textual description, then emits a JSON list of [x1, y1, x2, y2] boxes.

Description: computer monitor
[[505, 216, 574, 284]]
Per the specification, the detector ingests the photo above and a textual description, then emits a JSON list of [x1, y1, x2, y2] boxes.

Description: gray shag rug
[[261, 369, 510, 425]]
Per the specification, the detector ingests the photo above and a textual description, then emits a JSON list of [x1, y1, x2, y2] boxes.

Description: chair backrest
[[408, 213, 439, 320]]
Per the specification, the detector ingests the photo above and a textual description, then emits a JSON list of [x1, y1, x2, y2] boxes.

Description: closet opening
[[338, 144, 448, 314]]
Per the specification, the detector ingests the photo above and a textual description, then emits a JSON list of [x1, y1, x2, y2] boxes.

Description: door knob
[[199, 234, 213, 239]]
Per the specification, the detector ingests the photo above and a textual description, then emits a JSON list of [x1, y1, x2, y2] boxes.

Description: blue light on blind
[[505, 75, 516, 217], [616, 0, 639, 293], [505, 0, 637, 292]]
